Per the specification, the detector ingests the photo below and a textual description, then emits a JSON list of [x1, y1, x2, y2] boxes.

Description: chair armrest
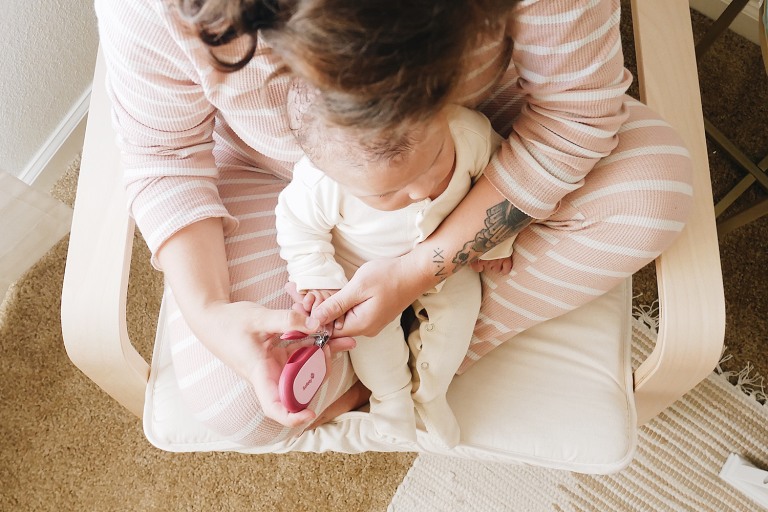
[[61, 47, 149, 418], [630, 0, 726, 425]]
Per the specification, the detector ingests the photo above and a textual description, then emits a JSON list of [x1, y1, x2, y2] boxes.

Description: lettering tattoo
[[452, 200, 532, 272], [433, 248, 448, 279]]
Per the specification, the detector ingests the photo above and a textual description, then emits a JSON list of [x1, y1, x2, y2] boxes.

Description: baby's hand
[[302, 289, 346, 330], [302, 289, 334, 311], [470, 256, 513, 275]]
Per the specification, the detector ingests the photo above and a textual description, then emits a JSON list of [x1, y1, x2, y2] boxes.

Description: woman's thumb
[[310, 290, 349, 325]]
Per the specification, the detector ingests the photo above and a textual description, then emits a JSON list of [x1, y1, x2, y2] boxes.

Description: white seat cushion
[[144, 279, 636, 474]]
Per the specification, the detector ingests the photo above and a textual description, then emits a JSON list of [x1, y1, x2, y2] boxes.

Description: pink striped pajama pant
[[166, 94, 693, 447]]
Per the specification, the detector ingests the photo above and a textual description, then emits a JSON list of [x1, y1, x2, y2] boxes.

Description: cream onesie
[[275, 106, 513, 446]]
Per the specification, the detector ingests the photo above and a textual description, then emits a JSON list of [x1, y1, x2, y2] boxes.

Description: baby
[[275, 83, 514, 447]]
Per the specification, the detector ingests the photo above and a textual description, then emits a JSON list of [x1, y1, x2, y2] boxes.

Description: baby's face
[[315, 111, 456, 211]]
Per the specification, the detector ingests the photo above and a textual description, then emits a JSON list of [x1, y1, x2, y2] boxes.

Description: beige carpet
[[388, 317, 768, 511], [1, 7, 766, 512]]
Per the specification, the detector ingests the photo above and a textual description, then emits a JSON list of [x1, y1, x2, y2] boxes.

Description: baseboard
[[19, 87, 91, 192], [689, 0, 763, 44]]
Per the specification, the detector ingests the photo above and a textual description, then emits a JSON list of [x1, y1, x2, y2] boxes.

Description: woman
[[94, 0, 693, 446]]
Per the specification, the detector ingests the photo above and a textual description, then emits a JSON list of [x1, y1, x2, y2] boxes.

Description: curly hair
[[174, 0, 519, 131]]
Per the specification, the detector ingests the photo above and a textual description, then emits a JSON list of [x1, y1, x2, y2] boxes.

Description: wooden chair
[[61, 0, 725, 473]]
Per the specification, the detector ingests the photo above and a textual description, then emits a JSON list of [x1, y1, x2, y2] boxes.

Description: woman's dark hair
[[175, 0, 519, 130]]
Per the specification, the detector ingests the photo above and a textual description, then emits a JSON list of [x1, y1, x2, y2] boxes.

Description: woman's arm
[[311, 176, 531, 336], [156, 218, 350, 427]]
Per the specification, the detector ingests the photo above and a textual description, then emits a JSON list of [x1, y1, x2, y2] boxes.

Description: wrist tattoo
[[433, 248, 448, 281], [452, 200, 532, 271]]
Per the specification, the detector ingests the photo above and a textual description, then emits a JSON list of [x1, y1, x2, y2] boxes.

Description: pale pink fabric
[[95, 0, 692, 446]]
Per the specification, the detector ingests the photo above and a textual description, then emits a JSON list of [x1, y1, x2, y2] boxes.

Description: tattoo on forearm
[[433, 248, 448, 279], [452, 200, 532, 271]]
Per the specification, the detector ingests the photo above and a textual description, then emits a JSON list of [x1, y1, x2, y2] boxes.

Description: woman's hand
[[155, 218, 356, 428], [285, 285, 346, 330], [309, 253, 431, 337], [194, 300, 356, 428]]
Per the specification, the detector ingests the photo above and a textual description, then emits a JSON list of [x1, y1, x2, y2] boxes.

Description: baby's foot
[[369, 388, 417, 443], [415, 396, 460, 448]]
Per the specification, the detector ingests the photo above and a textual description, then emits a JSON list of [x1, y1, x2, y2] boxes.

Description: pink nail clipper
[[278, 328, 332, 413]]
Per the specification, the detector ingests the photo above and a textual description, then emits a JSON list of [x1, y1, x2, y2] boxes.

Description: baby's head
[[288, 81, 456, 211]]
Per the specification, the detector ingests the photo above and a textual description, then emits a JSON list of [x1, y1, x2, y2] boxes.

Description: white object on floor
[[720, 453, 768, 510]]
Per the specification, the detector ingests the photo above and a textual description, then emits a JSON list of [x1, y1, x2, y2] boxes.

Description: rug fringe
[[716, 354, 767, 406], [632, 298, 659, 332]]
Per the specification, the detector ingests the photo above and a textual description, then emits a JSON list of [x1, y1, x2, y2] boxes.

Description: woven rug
[[388, 311, 768, 511]]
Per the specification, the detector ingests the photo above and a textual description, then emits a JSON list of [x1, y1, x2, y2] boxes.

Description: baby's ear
[[287, 79, 318, 131]]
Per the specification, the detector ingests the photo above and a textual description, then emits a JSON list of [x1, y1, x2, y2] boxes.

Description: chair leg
[[695, 0, 752, 60], [717, 198, 768, 237]]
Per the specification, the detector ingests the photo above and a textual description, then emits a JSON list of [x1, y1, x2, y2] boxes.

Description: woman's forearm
[[155, 217, 232, 316], [404, 175, 532, 290]]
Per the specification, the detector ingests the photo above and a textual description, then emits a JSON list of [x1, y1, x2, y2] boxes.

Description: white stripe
[[528, 224, 559, 244], [218, 177, 284, 186], [515, 9, 619, 55], [135, 180, 218, 224], [232, 411, 290, 443], [490, 158, 558, 212], [504, 277, 578, 310], [464, 350, 481, 362], [476, 312, 515, 334], [147, 204, 230, 250], [480, 272, 498, 290], [508, 136, 584, 190], [257, 287, 290, 306], [525, 266, 604, 295], [531, 84, 627, 103], [177, 358, 224, 389], [222, 192, 279, 204], [195, 381, 249, 422], [545, 250, 632, 278], [624, 98, 646, 108], [488, 92, 525, 124], [224, 228, 276, 245], [595, 145, 691, 167], [516, 0, 601, 24], [167, 309, 183, 324], [511, 243, 537, 263], [228, 247, 281, 267], [571, 180, 694, 207], [237, 211, 275, 221], [617, 119, 671, 133], [231, 266, 285, 292], [489, 292, 549, 322], [530, 105, 617, 139], [171, 335, 198, 356], [465, 51, 504, 81], [516, 39, 621, 84], [570, 234, 660, 259], [125, 163, 218, 180], [605, 215, 685, 231]]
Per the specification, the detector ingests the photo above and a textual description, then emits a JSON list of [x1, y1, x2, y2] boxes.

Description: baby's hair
[[287, 80, 418, 168], [174, 0, 521, 133]]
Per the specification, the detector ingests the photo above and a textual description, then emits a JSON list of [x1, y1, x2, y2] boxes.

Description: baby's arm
[[275, 159, 349, 289]]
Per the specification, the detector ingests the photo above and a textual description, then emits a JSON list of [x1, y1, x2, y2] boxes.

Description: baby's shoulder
[[292, 156, 332, 187]]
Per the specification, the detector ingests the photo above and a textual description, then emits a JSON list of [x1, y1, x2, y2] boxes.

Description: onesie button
[[425, 323, 435, 331], [421, 362, 429, 370]]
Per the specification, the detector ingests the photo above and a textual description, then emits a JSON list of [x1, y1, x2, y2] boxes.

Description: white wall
[[0, 0, 98, 187]]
